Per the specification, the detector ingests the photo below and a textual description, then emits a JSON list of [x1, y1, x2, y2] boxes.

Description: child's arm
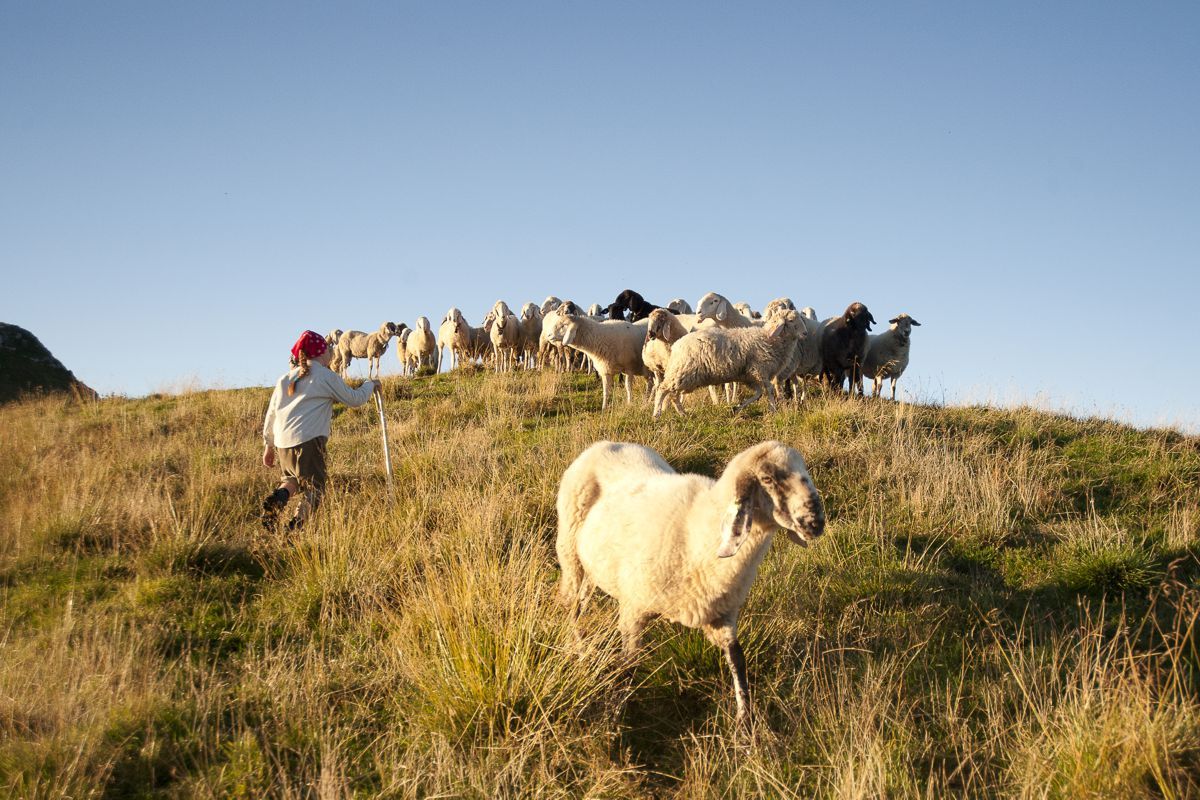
[[262, 383, 282, 466], [324, 370, 376, 408]]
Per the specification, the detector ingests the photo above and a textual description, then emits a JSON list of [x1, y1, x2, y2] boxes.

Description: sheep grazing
[[556, 439, 825, 728], [544, 301, 651, 409], [641, 309, 691, 401], [666, 298, 694, 314], [820, 302, 876, 395], [406, 316, 437, 374], [518, 302, 543, 368], [489, 301, 521, 371], [653, 311, 803, 418], [863, 314, 921, 400], [337, 321, 401, 379], [610, 289, 661, 322]]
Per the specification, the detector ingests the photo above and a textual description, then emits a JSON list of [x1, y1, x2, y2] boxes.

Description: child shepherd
[[260, 330, 379, 530]]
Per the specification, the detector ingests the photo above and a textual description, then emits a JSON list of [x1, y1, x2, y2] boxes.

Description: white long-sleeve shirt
[[262, 362, 375, 449]]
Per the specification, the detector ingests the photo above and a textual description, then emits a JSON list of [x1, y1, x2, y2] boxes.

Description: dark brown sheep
[[820, 302, 876, 395]]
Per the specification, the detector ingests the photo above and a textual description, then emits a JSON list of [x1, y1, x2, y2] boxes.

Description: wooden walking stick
[[374, 390, 394, 499]]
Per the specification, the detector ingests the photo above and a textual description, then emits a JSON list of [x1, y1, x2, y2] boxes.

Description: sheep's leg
[[618, 609, 649, 657], [890, 378, 898, 402], [704, 623, 751, 727], [708, 385, 721, 405], [624, 374, 633, 404], [600, 374, 611, 410], [671, 391, 684, 415], [736, 384, 764, 410]]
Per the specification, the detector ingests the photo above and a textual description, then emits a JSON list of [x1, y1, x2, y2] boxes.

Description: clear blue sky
[[3, 2, 1197, 431]]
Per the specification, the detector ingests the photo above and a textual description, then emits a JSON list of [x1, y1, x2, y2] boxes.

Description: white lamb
[[863, 313, 921, 400], [544, 302, 651, 409], [653, 311, 803, 418], [556, 439, 825, 727], [337, 321, 398, 379], [666, 298, 694, 314]]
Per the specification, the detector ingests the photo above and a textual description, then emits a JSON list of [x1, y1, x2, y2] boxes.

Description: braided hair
[[288, 350, 312, 396]]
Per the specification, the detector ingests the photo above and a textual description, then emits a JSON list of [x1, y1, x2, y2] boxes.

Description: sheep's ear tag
[[716, 501, 752, 558]]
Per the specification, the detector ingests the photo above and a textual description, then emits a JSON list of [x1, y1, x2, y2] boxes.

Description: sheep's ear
[[716, 500, 754, 558], [561, 325, 576, 347], [889, 316, 901, 325], [716, 303, 728, 322], [910, 318, 921, 326]]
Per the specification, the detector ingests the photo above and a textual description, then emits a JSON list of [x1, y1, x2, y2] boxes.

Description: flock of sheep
[[325, 288, 921, 413], [317, 288, 921, 731]]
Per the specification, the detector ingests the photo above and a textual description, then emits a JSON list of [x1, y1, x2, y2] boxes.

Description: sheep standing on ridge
[[653, 311, 803, 418], [406, 316, 437, 374], [337, 322, 400, 379], [518, 302, 543, 369], [820, 302, 875, 395], [863, 314, 921, 400], [544, 301, 651, 409], [556, 439, 825, 728], [436, 309, 465, 371], [489, 301, 521, 371]]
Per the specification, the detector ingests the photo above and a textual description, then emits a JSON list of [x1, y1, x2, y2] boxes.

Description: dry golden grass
[[1, 369, 1198, 797]]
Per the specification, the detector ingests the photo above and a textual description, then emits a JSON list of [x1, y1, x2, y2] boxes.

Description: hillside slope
[[1, 370, 1198, 797]]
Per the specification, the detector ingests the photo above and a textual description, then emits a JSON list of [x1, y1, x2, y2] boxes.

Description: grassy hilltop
[[2, 369, 1199, 798]]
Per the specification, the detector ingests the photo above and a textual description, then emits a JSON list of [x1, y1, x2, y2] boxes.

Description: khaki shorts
[[278, 436, 328, 499]]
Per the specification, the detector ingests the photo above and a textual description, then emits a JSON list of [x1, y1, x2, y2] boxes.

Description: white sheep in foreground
[[863, 313, 921, 400], [556, 439, 825, 727], [653, 311, 803, 418], [406, 316, 437, 374], [544, 302, 651, 409], [337, 322, 398, 379], [666, 298, 694, 314]]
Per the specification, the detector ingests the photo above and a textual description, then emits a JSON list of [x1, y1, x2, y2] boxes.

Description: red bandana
[[290, 330, 327, 361]]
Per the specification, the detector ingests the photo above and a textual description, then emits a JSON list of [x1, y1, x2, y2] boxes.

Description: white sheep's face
[[521, 303, 540, 321], [717, 443, 825, 558], [544, 312, 576, 346], [695, 292, 728, 323], [889, 314, 921, 335]]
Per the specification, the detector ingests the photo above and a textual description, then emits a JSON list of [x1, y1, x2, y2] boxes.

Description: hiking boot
[[260, 488, 290, 530]]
